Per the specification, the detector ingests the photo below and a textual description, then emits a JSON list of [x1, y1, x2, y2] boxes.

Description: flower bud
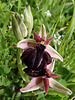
[[24, 5, 33, 37], [39, 24, 47, 39], [12, 13, 27, 41], [15, 13, 27, 37]]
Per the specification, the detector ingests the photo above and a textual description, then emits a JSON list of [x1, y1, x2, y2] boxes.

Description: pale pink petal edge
[[17, 39, 36, 49], [20, 78, 42, 93], [46, 45, 63, 62], [47, 58, 55, 73]]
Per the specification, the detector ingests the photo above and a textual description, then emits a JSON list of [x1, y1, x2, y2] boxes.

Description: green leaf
[[68, 73, 75, 82], [59, 4, 75, 53], [0, 65, 11, 75], [45, 95, 61, 100], [2, 76, 11, 86], [56, 66, 69, 78], [0, 89, 5, 95], [1, 35, 7, 49], [18, 0, 21, 12], [37, 94, 46, 100], [47, 89, 68, 97], [0, 76, 11, 86], [59, 79, 67, 87]]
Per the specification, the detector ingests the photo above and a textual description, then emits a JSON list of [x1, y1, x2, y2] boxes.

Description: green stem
[[17, 49, 26, 82]]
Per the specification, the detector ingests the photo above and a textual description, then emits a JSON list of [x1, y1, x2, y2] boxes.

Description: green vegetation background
[[0, 0, 75, 100]]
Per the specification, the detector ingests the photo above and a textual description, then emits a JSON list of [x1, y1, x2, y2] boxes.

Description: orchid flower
[[17, 24, 63, 78], [17, 24, 72, 95], [20, 59, 72, 95]]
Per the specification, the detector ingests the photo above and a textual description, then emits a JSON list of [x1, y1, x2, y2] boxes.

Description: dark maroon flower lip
[[21, 43, 52, 77], [24, 68, 46, 77]]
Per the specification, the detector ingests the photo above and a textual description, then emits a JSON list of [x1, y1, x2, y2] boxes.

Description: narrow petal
[[45, 45, 63, 62], [50, 74, 61, 78], [45, 36, 53, 45], [47, 58, 55, 73], [49, 78, 72, 95], [39, 24, 46, 39], [33, 30, 44, 42], [20, 78, 43, 92], [43, 78, 49, 94], [17, 39, 36, 49]]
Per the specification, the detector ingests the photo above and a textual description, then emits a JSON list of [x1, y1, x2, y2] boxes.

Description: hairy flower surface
[[17, 24, 72, 95]]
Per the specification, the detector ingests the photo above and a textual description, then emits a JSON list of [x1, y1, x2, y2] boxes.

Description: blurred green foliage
[[0, 0, 75, 100]]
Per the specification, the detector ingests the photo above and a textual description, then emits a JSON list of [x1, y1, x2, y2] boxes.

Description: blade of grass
[[18, 0, 21, 12], [51, 1, 66, 36], [59, 3, 75, 54]]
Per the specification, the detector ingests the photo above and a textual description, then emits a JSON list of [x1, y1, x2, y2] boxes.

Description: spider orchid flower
[[17, 24, 63, 78], [17, 24, 72, 95], [20, 59, 72, 95]]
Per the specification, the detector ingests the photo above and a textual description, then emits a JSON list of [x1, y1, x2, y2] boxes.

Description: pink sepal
[[50, 74, 61, 78], [17, 39, 36, 49], [33, 30, 44, 42], [45, 36, 53, 45], [43, 78, 49, 94], [20, 78, 42, 91]]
